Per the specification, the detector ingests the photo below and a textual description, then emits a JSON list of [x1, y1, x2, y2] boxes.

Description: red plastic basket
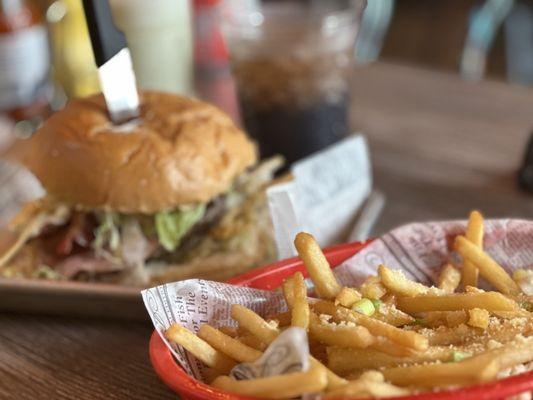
[[149, 240, 533, 399]]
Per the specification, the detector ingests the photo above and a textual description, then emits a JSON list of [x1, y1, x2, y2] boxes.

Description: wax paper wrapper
[[267, 135, 372, 259], [142, 218, 532, 383]]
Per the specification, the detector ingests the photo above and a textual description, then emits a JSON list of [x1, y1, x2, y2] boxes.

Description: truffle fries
[[164, 213, 533, 399]]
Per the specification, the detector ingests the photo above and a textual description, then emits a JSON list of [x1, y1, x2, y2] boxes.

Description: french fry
[[464, 285, 484, 293], [233, 303, 346, 390], [293, 271, 308, 299], [312, 299, 341, 315], [164, 225, 533, 398], [359, 370, 385, 382], [230, 303, 346, 390], [312, 301, 423, 353], [370, 337, 417, 357], [418, 311, 468, 328], [294, 232, 342, 299], [165, 324, 236, 373], [237, 333, 267, 351], [465, 286, 486, 293], [481, 336, 533, 369], [265, 311, 292, 327], [291, 272, 310, 329], [324, 378, 411, 398], [421, 324, 472, 346], [231, 305, 279, 344], [397, 292, 518, 313], [382, 355, 499, 387], [335, 287, 362, 308], [438, 263, 461, 293], [312, 300, 429, 351], [492, 309, 531, 319], [462, 210, 484, 288], [374, 303, 415, 327], [455, 236, 520, 295], [222, 334, 347, 389], [211, 364, 328, 399], [309, 356, 348, 390], [354, 315, 429, 351], [513, 268, 533, 282], [292, 299, 309, 329], [422, 317, 532, 346], [513, 269, 533, 296], [327, 345, 454, 373], [309, 313, 374, 348], [281, 276, 295, 308], [379, 265, 442, 297], [380, 293, 396, 303], [360, 276, 387, 299], [198, 324, 262, 363], [218, 326, 238, 337], [467, 308, 489, 329], [309, 340, 327, 360]]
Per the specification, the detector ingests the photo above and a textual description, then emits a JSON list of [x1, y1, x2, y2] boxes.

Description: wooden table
[[352, 63, 533, 233], [3, 62, 533, 399]]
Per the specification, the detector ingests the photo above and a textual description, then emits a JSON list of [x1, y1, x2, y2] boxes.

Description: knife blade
[[82, 0, 139, 125]]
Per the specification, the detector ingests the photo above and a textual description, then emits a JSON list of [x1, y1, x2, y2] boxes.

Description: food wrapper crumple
[[142, 218, 532, 383]]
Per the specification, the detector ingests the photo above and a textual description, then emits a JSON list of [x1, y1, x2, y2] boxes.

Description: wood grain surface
[[2, 62, 533, 399], [352, 63, 533, 233]]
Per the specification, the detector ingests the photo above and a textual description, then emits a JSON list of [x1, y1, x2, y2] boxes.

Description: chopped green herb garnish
[[449, 351, 472, 363], [352, 298, 376, 316], [370, 299, 382, 311]]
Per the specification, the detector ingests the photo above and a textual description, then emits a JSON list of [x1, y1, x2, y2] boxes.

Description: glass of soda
[[222, 0, 366, 166]]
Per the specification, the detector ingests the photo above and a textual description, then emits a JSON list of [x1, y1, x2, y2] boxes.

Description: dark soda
[[239, 91, 349, 166], [222, 0, 363, 166]]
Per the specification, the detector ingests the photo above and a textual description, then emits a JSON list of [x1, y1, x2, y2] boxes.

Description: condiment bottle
[[47, 0, 100, 98], [109, 0, 194, 96], [194, 0, 239, 122], [0, 0, 52, 123]]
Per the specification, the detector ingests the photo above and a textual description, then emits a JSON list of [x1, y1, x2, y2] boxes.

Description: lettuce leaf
[[155, 204, 206, 252], [93, 212, 121, 253], [92, 204, 206, 255]]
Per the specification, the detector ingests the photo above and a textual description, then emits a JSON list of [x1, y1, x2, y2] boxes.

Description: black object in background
[[82, 0, 127, 67], [239, 92, 350, 167], [518, 131, 533, 192]]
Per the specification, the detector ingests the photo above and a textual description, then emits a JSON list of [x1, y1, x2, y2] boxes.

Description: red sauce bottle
[[0, 0, 52, 123]]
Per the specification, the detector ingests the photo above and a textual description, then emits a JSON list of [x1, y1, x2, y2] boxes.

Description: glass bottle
[[47, 0, 100, 98], [0, 0, 52, 124]]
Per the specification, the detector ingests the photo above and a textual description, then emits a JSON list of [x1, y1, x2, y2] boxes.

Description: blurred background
[[2, 0, 533, 229], [3, 0, 532, 129]]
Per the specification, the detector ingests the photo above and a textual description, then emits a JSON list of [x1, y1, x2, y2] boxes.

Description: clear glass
[[109, 0, 194, 96], [222, 0, 366, 167]]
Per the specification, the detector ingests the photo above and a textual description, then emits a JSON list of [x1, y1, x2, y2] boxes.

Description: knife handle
[[82, 0, 127, 67]]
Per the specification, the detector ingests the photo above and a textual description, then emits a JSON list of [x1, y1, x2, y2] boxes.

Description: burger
[[0, 92, 281, 285]]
